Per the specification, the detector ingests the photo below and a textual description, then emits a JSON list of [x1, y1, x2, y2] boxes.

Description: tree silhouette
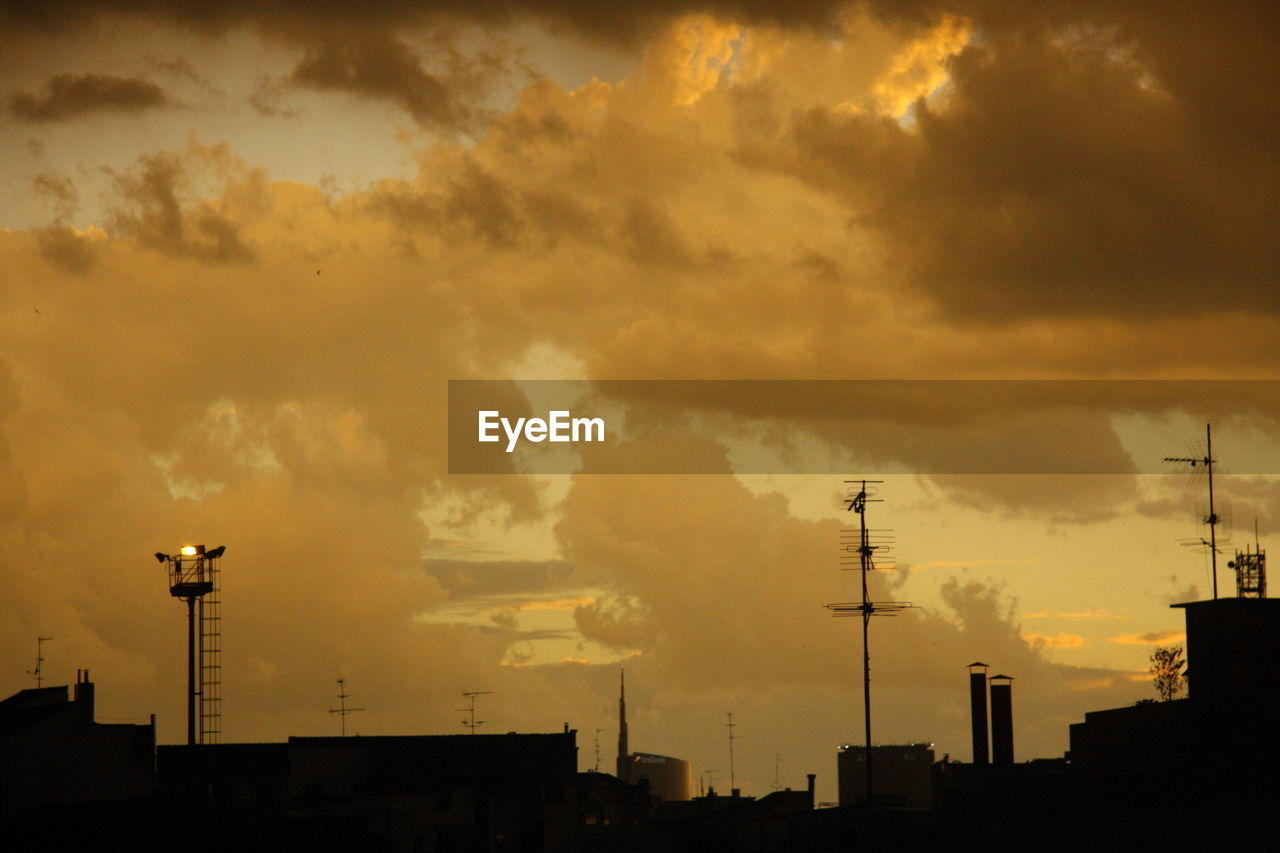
[[1149, 645, 1186, 701]]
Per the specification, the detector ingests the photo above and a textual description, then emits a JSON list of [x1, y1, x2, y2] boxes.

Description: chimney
[[967, 662, 989, 765], [74, 668, 94, 723], [806, 773, 816, 810], [990, 675, 1014, 766]]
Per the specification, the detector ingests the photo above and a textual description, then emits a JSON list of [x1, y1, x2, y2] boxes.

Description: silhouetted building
[[837, 743, 934, 809], [157, 731, 586, 851], [620, 752, 694, 802], [0, 670, 154, 823], [1070, 597, 1280, 773]]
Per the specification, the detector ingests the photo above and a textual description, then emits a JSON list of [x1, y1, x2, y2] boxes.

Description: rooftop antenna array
[[1164, 423, 1223, 599], [27, 636, 53, 688], [1227, 519, 1267, 599], [594, 728, 603, 772], [155, 544, 226, 745], [826, 480, 912, 814], [459, 690, 492, 733], [329, 678, 366, 737]]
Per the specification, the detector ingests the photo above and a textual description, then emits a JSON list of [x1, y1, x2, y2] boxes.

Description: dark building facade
[[837, 744, 934, 809], [0, 670, 154, 823]]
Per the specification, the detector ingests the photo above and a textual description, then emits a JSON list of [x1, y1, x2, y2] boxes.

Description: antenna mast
[[826, 480, 912, 814], [27, 636, 53, 688], [459, 690, 492, 733], [726, 712, 739, 792], [328, 677, 366, 736], [1164, 423, 1221, 599]]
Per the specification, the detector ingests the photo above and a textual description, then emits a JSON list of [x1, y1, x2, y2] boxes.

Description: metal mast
[[27, 636, 53, 688], [328, 678, 366, 736], [726, 712, 739, 792], [1164, 423, 1221, 599], [459, 690, 492, 733], [826, 480, 911, 814]]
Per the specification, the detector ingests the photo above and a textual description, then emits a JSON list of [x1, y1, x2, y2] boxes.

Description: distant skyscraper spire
[[617, 668, 629, 781]]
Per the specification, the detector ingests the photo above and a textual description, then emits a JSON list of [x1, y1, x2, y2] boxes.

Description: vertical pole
[[860, 482, 873, 813], [727, 712, 737, 793], [1207, 423, 1218, 600], [186, 596, 196, 747]]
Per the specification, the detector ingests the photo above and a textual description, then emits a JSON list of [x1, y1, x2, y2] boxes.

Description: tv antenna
[[1164, 423, 1222, 598], [329, 678, 366, 736], [826, 480, 912, 814], [594, 728, 604, 771], [726, 712, 741, 792], [459, 690, 492, 733], [774, 752, 782, 791], [701, 768, 718, 796], [27, 636, 53, 688]]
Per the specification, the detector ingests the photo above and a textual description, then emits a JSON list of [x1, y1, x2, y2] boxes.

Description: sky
[[2, 0, 1279, 804]]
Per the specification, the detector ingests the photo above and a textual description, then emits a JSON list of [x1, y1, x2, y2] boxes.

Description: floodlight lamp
[[205, 545, 226, 559], [180, 545, 202, 556], [154, 552, 169, 563]]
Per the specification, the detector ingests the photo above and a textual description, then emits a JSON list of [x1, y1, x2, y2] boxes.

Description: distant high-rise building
[[614, 669, 693, 801]]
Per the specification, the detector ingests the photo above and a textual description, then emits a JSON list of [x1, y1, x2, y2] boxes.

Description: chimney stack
[[990, 674, 1014, 766], [967, 662, 989, 765], [74, 668, 94, 723]]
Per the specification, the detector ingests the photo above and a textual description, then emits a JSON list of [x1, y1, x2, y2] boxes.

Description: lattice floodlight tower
[[155, 544, 225, 745]]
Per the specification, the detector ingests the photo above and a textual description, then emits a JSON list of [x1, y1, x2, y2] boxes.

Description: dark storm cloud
[[106, 147, 255, 263], [425, 558, 575, 598], [772, 1, 1280, 320], [8, 73, 169, 121], [31, 171, 77, 222], [35, 225, 99, 274], [0, 1, 845, 42], [290, 32, 485, 131]]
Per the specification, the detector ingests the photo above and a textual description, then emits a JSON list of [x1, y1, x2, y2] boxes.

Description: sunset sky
[[2, 1, 1278, 803]]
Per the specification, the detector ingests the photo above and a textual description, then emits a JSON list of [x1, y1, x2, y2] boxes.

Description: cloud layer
[[2, 0, 1277, 796]]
